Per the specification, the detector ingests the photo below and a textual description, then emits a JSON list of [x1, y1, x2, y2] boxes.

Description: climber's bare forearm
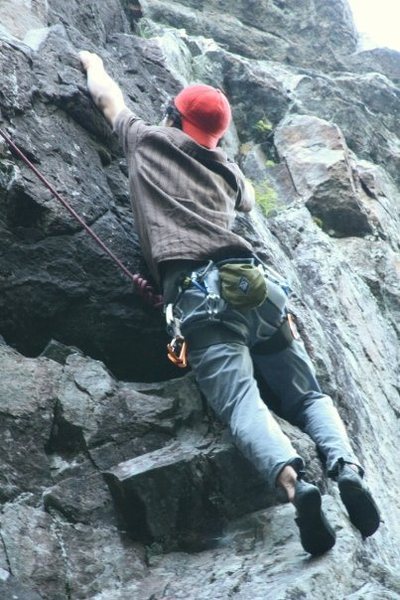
[[79, 51, 126, 126]]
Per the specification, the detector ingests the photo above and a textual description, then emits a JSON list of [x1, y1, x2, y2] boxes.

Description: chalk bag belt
[[251, 313, 299, 355]]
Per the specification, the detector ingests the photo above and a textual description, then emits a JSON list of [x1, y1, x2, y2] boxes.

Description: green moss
[[254, 179, 277, 216], [251, 117, 274, 144], [312, 216, 324, 229], [254, 117, 273, 134], [136, 19, 156, 39]]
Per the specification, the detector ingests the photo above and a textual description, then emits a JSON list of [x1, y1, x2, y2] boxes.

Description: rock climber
[[79, 50, 380, 555]]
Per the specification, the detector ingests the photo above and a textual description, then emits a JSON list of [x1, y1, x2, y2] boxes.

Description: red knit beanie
[[174, 84, 232, 148]]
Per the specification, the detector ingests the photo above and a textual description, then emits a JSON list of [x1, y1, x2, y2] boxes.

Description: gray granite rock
[[274, 114, 374, 237], [1, 0, 400, 598], [104, 439, 272, 551], [104, 415, 324, 552], [0, 347, 61, 502], [0, 501, 67, 600], [0, 578, 43, 600]]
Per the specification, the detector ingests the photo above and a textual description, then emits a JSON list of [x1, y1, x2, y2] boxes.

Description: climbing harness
[[167, 259, 298, 362], [181, 260, 221, 317], [0, 128, 163, 308], [164, 262, 223, 368]]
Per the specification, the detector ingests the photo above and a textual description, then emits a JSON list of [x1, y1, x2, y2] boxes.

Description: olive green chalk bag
[[218, 263, 268, 309]]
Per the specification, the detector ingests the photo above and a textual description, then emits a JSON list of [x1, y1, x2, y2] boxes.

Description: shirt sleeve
[[113, 107, 148, 158], [229, 163, 255, 213]]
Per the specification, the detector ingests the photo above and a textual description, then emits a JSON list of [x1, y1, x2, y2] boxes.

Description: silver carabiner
[[206, 292, 221, 316]]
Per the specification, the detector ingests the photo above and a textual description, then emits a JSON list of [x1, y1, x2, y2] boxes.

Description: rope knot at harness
[[0, 128, 163, 309]]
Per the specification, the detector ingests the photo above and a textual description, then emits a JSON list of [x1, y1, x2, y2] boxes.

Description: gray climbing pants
[[171, 261, 360, 489]]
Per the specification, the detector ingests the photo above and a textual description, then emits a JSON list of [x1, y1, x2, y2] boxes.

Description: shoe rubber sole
[[295, 484, 336, 556], [339, 478, 380, 538]]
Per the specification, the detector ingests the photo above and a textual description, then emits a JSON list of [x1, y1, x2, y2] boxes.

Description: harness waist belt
[[187, 318, 295, 354], [186, 324, 245, 350]]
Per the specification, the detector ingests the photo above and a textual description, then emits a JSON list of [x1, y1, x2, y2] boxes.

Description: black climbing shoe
[[337, 464, 381, 538], [294, 479, 336, 556]]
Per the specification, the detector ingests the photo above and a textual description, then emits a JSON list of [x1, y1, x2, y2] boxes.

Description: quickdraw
[[165, 302, 188, 368], [167, 335, 188, 368]]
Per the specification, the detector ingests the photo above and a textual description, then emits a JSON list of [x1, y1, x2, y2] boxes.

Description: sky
[[348, 0, 400, 51]]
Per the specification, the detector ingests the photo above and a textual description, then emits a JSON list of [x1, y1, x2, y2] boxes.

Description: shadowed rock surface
[[1, 0, 400, 598]]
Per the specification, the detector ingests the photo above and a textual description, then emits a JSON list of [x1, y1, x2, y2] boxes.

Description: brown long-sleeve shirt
[[114, 108, 254, 285]]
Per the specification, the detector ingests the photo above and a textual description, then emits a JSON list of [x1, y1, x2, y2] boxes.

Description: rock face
[[1, 1, 400, 598]]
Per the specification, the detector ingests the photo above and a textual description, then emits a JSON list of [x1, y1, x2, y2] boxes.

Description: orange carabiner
[[167, 336, 188, 368], [287, 313, 300, 340]]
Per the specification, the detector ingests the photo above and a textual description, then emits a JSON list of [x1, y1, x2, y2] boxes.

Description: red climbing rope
[[0, 128, 163, 308]]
